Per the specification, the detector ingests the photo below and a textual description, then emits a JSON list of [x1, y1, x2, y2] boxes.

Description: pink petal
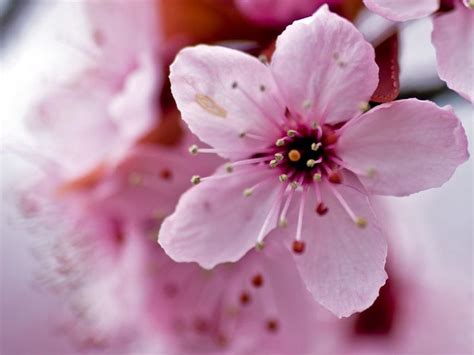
[[363, 0, 439, 21], [432, 4, 474, 103], [338, 99, 469, 196], [290, 173, 387, 318], [170, 45, 286, 160], [271, 5, 378, 125], [158, 165, 282, 269]]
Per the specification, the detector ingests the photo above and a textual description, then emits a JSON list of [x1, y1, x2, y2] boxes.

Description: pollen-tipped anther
[[274, 153, 283, 161], [358, 101, 370, 112], [288, 149, 301, 162], [188, 144, 199, 155], [225, 163, 233, 173], [303, 100, 311, 109], [278, 217, 288, 228], [292, 240, 305, 254], [278, 174, 288, 183], [251, 274, 264, 288], [287, 129, 297, 137], [313, 172, 322, 182], [243, 188, 253, 197], [316, 202, 328, 216], [276, 138, 286, 147], [328, 171, 342, 184], [269, 159, 278, 168], [255, 241, 265, 251], [258, 54, 269, 64], [191, 175, 201, 185], [306, 159, 317, 168], [290, 181, 299, 190], [266, 319, 279, 332], [355, 217, 368, 229], [311, 121, 319, 129], [311, 142, 322, 151]]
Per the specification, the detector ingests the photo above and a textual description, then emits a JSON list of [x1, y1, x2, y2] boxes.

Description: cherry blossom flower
[[159, 5, 469, 317], [363, 0, 474, 103], [28, 1, 161, 179]]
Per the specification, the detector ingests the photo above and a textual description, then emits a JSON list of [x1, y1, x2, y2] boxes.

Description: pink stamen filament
[[327, 184, 359, 224], [295, 188, 307, 241]]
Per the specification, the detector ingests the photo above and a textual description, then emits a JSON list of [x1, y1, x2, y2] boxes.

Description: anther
[[316, 202, 328, 216], [290, 181, 299, 190], [311, 142, 322, 151], [231, 81, 238, 89], [225, 163, 233, 173], [278, 217, 288, 228], [313, 173, 322, 182], [287, 129, 297, 138], [274, 153, 284, 161], [278, 174, 288, 183], [303, 100, 311, 109], [468, 0, 474, 9], [306, 159, 318, 168], [259, 84, 266, 92], [355, 217, 368, 229], [292, 240, 305, 254], [191, 175, 201, 185], [275, 138, 286, 147], [258, 54, 269, 64], [288, 149, 301, 162], [129, 173, 142, 186], [266, 319, 279, 332], [255, 241, 265, 251], [239, 291, 251, 305], [243, 188, 253, 197], [311, 121, 319, 130], [269, 159, 278, 168], [328, 171, 342, 184], [366, 167, 377, 178], [251, 274, 264, 288], [358, 101, 370, 112], [188, 144, 199, 155], [239, 132, 246, 138]]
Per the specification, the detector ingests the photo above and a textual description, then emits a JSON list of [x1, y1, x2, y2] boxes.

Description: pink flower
[[363, 0, 474, 103], [28, 1, 161, 179], [159, 5, 468, 318]]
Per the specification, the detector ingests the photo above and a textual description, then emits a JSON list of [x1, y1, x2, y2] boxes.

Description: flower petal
[[158, 165, 282, 269], [271, 5, 378, 125], [338, 99, 469, 196], [170, 45, 286, 160], [291, 174, 387, 318], [363, 0, 438, 21], [432, 4, 474, 103]]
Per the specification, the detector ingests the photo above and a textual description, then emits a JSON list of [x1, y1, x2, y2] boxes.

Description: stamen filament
[[328, 184, 367, 228]]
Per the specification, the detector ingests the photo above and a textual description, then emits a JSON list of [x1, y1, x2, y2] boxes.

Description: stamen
[[224, 163, 233, 173], [292, 240, 305, 254], [306, 158, 322, 168], [269, 159, 278, 168], [323, 164, 342, 184], [279, 187, 294, 228], [232, 156, 272, 168], [251, 274, 264, 288], [239, 291, 251, 305], [313, 172, 322, 182], [358, 101, 370, 112], [258, 54, 269, 64], [328, 185, 368, 228], [255, 241, 265, 251], [278, 174, 288, 183], [188, 144, 199, 155], [243, 188, 253, 197], [287, 129, 298, 138], [266, 319, 279, 332], [311, 121, 319, 130], [191, 175, 201, 185], [295, 189, 306, 242], [275, 138, 287, 147], [274, 153, 284, 161], [290, 181, 299, 190], [314, 182, 328, 216], [311, 142, 322, 151], [288, 149, 301, 162], [302, 100, 312, 109]]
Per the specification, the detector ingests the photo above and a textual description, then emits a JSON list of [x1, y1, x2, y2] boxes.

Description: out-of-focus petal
[[432, 4, 474, 103], [363, 0, 439, 21]]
